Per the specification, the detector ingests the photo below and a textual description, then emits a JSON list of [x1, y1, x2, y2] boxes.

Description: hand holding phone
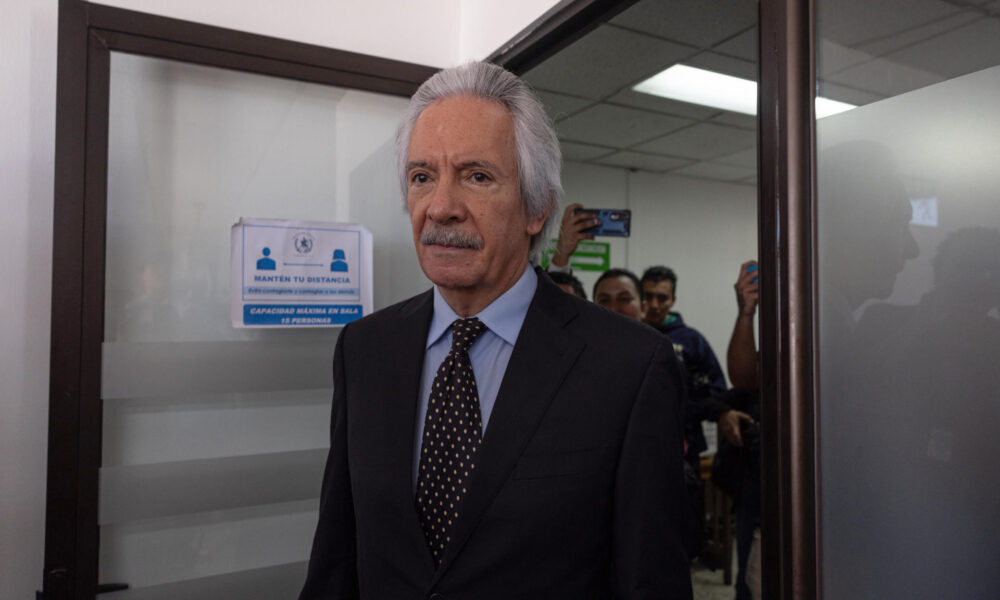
[[735, 260, 759, 316], [553, 204, 599, 267], [573, 208, 631, 237]]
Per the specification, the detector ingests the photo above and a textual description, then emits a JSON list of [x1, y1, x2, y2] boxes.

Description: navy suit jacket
[[300, 271, 692, 599]]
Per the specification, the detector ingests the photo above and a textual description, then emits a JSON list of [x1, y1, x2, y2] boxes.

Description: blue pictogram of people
[[257, 247, 276, 270], [330, 249, 349, 272]]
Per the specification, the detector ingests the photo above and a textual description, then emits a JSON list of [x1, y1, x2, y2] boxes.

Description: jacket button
[[429, 594, 444, 600]]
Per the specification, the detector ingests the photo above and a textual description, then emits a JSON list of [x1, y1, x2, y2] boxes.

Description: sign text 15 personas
[[231, 218, 373, 328]]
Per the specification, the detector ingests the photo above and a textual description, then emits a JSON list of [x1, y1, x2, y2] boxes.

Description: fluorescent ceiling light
[[634, 65, 757, 115], [633, 64, 856, 119], [814, 96, 857, 119]]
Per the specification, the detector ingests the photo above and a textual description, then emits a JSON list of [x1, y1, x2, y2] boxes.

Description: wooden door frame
[[46, 2, 436, 597], [496, 1, 821, 598], [47, 0, 821, 597]]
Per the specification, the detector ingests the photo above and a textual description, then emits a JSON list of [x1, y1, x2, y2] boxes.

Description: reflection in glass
[[101, 52, 411, 594], [817, 2, 1000, 596]]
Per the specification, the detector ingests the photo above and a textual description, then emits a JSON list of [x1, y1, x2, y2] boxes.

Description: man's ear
[[525, 197, 555, 236], [525, 208, 550, 236]]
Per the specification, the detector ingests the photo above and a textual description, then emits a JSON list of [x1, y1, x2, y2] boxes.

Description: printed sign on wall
[[231, 218, 373, 327]]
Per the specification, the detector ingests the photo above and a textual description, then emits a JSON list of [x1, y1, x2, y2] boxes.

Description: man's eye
[[470, 172, 491, 183], [410, 173, 429, 184]]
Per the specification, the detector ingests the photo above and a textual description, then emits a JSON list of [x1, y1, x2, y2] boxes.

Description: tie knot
[[450, 317, 487, 353]]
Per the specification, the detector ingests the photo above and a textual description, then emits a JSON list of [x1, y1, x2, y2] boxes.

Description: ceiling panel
[[816, 0, 958, 47], [671, 161, 756, 182], [710, 112, 756, 131], [685, 51, 757, 81], [523, 26, 695, 100], [535, 90, 595, 121], [825, 55, 944, 98], [556, 104, 692, 149], [592, 151, 694, 173], [714, 28, 757, 62], [884, 17, 1000, 79], [715, 148, 757, 168], [854, 10, 981, 57], [560, 141, 616, 162], [609, 0, 755, 49], [818, 38, 878, 77], [817, 81, 885, 106], [634, 122, 756, 160], [605, 88, 721, 120]]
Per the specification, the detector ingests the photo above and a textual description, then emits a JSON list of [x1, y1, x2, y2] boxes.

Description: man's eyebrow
[[407, 159, 506, 174], [457, 159, 503, 172]]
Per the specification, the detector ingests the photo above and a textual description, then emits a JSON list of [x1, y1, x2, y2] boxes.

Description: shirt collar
[[427, 266, 537, 348]]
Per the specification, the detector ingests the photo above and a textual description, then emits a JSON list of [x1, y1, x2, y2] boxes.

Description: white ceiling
[[523, 0, 1000, 184]]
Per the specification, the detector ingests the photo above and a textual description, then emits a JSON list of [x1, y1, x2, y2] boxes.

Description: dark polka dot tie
[[415, 317, 488, 566]]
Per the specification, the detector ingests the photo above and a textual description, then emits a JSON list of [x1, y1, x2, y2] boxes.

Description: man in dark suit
[[300, 61, 692, 599]]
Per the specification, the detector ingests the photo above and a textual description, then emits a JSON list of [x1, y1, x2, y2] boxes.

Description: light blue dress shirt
[[412, 266, 537, 487]]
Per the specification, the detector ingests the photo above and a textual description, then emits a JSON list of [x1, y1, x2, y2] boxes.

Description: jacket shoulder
[[571, 297, 666, 359], [344, 289, 432, 333]]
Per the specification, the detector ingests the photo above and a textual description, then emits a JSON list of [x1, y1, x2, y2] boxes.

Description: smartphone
[[574, 208, 631, 237], [747, 263, 759, 283]]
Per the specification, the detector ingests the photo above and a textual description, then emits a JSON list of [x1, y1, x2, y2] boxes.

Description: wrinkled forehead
[[407, 96, 516, 166]]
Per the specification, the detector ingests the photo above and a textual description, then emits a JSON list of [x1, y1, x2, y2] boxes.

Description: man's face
[[406, 95, 546, 297], [641, 280, 675, 325], [595, 276, 643, 321]]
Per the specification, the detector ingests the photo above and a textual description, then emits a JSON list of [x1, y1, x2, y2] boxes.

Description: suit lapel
[[370, 290, 438, 574], [430, 275, 585, 583]]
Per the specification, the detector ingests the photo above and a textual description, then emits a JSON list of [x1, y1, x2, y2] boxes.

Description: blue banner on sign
[[243, 304, 363, 326]]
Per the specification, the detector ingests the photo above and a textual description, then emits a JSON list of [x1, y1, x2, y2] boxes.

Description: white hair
[[395, 61, 563, 262]]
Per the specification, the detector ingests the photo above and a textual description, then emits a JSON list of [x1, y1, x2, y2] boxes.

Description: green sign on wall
[[540, 239, 610, 271]]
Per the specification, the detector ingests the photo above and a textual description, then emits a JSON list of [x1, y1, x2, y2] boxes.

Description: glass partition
[[100, 52, 419, 597], [816, 2, 1000, 597]]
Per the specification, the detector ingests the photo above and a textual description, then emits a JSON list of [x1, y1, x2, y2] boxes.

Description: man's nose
[[426, 176, 467, 223]]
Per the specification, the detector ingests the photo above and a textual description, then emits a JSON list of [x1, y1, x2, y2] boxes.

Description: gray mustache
[[420, 225, 485, 250]]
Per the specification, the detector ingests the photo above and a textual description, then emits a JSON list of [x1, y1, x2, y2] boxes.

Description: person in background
[[593, 266, 703, 560], [548, 203, 598, 272], [702, 259, 760, 600], [592, 268, 644, 321], [727, 260, 759, 391], [548, 270, 587, 299], [640, 266, 727, 465]]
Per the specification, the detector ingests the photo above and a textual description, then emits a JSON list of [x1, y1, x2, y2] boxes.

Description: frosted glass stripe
[[102, 340, 335, 399], [100, 500, 316, 589], [101, 562, 307, 599], [99, 449, 327, 524], [102, 389, 331, 467]]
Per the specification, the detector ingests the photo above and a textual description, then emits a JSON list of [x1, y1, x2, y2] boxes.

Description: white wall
[[95, 0, 462, 67], [1, 1, 558, 597], [460, 0, 564, 62], [560, 161, 758, 377], [93, 0, 564, 67], [1, 1, 57, 597]]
